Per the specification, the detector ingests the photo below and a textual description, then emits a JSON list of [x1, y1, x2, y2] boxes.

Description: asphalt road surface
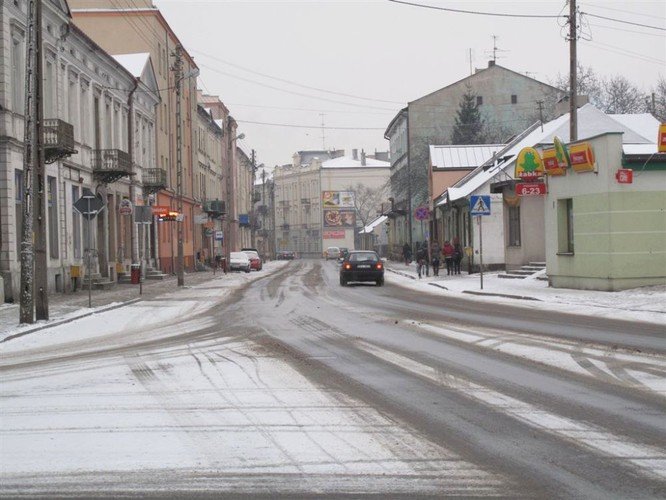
[[1, 260, 664, 498]]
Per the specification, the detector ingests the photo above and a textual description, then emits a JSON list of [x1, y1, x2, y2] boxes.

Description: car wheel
[[340, 276, 346, 286], [376, 278, 384, 286], [245, 267, 251, 273]]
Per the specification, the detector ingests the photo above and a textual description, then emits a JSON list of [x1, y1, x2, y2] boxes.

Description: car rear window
[[349, 253, 378, 262]]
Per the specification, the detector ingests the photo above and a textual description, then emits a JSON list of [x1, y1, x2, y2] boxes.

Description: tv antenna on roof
[[486, 35, 509, 63]]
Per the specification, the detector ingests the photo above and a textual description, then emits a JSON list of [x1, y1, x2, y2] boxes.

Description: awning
[[358, 215, 388, 234]]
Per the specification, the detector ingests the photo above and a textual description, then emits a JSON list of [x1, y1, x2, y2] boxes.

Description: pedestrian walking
[[403, 242, 412, 266], [453, 238, 463, 275], [443, 240, 455, 276], [431, 241, 441, 277], [416, 244, 427, 279]]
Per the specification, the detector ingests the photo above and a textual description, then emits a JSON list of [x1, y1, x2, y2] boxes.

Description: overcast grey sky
[[154, 0, 666, 167]]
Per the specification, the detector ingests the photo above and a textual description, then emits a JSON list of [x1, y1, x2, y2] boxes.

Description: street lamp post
[[225, 131, 245, 273]]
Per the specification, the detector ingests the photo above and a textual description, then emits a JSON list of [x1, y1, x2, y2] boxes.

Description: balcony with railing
[[142, 168, 167, 194], [92, 149, 132, 184], [44, 119, 76, 164]]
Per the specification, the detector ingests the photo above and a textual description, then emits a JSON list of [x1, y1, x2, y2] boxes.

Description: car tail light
[[344, 263, 352, 270], [376, 263, 383, 270]]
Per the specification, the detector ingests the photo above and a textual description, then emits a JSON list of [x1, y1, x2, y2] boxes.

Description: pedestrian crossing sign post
[[469, 195, 491, 290], [470, 195, 491, 216]]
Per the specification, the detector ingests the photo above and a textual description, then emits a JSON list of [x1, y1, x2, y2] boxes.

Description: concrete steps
[[498, 262, 547, 280], [145, 269, 168, 281], [82, 273, 116, 290]]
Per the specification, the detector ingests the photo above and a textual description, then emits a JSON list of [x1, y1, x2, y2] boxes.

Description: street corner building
[[1, 0, 160, 301]]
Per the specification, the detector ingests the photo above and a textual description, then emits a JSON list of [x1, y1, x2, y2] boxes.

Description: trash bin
[[130, 264, 141, 284]]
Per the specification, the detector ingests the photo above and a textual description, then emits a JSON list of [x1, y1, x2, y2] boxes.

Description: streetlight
[[225, 131, 245, 272]]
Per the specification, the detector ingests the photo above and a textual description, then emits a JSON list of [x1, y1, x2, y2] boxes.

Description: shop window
[[557, 198, 574, 254], [508, 206, 521, 246]]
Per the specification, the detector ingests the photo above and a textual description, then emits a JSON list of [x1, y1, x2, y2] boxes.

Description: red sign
[[323, 230, 345, 239], [659, 123, 666, 153], [615, 169, 633, 184], [151, 205, 170, 214], [516, 182, 547, 196]]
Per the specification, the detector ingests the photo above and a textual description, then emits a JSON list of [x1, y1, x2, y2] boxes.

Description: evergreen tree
[[451, 87, 486, 144]]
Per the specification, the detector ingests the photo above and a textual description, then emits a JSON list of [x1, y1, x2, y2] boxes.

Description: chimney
[[352, 149, 358, 160], [488, 60, 495, 68], [361, 149, 366, 166]]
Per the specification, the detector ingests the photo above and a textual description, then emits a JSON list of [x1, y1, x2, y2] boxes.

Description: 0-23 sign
[[516, 182, 547, 196]]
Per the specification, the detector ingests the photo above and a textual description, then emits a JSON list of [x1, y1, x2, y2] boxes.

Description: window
[[476, 96, 483, 106], [72, 186, 81, 259], [508, 206, 521, 246], [44, 60, 55, 117], [48, 176, 58, 259], [15, 170, 23, 256], [557, 198, 574, 254], [11, 35, 25, 112], [511, 94, 518, 104]]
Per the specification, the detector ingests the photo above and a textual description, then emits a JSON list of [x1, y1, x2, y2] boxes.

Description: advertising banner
[[323, 209, 356, 228], [322, 191, 355, 208], [323, 230, 345, 239]]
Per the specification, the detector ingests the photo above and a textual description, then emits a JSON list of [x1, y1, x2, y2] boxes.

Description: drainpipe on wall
[[128, 79, 139, 267]]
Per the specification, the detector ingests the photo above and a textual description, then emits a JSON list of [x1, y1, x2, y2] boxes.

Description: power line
[[588, 21, 666, 38], [236, 120, 386, 130], [580, 3, 666, 21], [581, 40, 666, 66], [225, 102, 395, 115], [580, 12, 666, 31], [197, 63, 399, 111], [387, 0, 565, 19], [191, 49, 404, 105]]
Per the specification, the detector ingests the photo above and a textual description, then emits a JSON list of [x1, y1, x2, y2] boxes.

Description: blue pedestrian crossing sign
[[470, 195, 491, 216]]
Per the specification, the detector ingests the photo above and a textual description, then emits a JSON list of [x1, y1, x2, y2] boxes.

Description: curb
[[429, 282, 449, 291], [1, 298, 142, 343], [462, 290, 541, 301], [386, 268, 416, 280]]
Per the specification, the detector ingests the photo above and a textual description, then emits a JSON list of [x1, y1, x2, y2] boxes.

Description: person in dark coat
[[403, 242, 412, 265], [431, 241, 441, 277], [453, 238, 463, 275]]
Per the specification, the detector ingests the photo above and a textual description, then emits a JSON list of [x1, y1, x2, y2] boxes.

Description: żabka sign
[[569, 142, 596, 173], [515, 147, 545, 181]]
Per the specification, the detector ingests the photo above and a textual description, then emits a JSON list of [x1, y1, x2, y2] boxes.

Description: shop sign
[[615, 169, 633, 184], [570, 142, 596, 173], [516, 182, 547, 196], [215, 230, 224, 241], [553, 136, 570, 168], [323, 230, 345, 239], [151, 205, 170, 214], [515, 147, 544, 180], [659, 123, 666, 153], [204, 228, 214, 238], [542, 148, 566, 176]]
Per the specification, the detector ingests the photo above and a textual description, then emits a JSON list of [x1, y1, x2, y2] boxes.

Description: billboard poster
[[322, 191, 355, 208], [323, 209, 356, 228]]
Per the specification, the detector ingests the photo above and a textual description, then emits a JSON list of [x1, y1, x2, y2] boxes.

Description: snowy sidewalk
[[385, 261, 666, 325], [0, 262, 288, 343]]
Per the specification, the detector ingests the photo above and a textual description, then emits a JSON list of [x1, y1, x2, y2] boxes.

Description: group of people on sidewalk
[[403, 239, 463, 279]]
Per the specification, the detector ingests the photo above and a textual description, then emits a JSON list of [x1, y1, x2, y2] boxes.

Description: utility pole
[[19, 0, 44, 324], [251, 149, 257, 249], [569, 0, 578, 142], [172, 45, 184, 286], [128, 82, 139, 270], [319, 113, 326, 149]]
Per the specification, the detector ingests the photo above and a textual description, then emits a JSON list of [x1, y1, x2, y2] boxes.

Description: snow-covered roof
[[430, 144, 504, 169], [359, 215, 388, 234], [113, 53, 150, 79], [322, 156, 390, 169], [623, 144, 660, 155], [437, 104, 660, 206], [608, 113, 661, 143]]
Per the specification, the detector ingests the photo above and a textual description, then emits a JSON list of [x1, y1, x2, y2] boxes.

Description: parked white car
[[229, 252, 251, 273]]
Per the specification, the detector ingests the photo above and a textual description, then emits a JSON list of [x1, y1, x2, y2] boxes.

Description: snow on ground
[[385, 262, 666, 325], [1, 332, 507, 495], [0, 261, 289, 345]]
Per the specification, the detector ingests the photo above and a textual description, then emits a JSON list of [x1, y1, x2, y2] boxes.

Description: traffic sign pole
[[479, 216, 484, 290], [87, 197, 92, 308]]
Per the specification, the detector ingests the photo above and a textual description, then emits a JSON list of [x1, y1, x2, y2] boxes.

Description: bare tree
[[650, 76, 666, 122], [600, 75, 647, 114], [346, 182, 389, 230], [552, 63, 604, 106]]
